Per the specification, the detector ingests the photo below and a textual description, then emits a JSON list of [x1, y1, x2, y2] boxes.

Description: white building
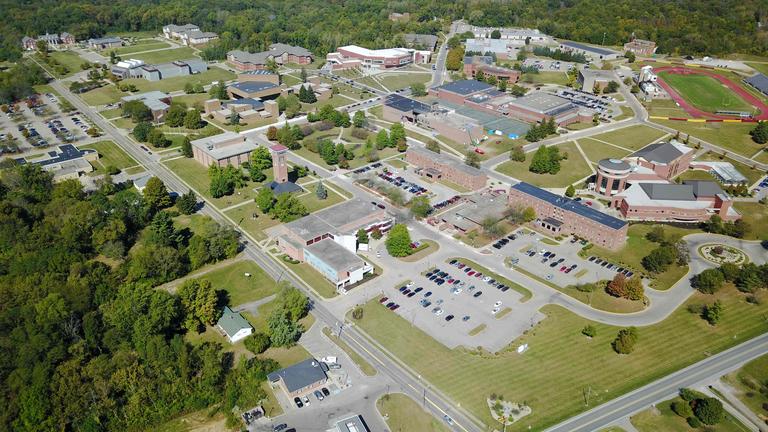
[[216, 306, 253, 343]]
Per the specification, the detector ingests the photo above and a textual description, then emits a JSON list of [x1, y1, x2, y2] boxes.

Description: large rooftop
[[384, 93, 432, 114], [511, 182, 627, 230], [507, 92, 575, 115], [229, 81, 279, 94], [190, 132, 259, 160], [436, 79, 495, 96], [745, 73, 768, 94], [560, 41, 617, 56], [21, 144, 96, 168], [282, 198, 388, 240], [267, 358, 328, 393], [409, 146, 487, 177], [630, 141, 692, 165], [305, 239, 367, 273]]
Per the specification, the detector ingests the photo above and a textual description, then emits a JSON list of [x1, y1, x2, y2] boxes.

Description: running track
[[654, 66, 768, 120]]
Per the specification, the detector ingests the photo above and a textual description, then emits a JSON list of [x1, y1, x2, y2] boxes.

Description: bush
[[680, 388, 704, 402], [244, 332, 271, 354], [581, 325, 596, 337], [351, 307, 364, 320], [671, 400, 693, 418], [687, 416, 702, 428], [351, 127, 369, 140], [693, 397, 724, 425], [612, 327, 638, 354]]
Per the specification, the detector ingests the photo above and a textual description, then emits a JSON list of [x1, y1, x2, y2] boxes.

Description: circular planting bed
[[698, 244, 748, 265]]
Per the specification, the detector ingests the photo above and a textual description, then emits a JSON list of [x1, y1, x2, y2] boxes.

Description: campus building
[[204, 98, 278, 125], [624, 141, 694, 181], [190, 132, 258, 167], [558, 41, 620, 60], [326, 45, 431, 71], [612, 180, 740, 222], [111, 59, 146, 79], [464, 39, 517, 59], [227, 44, 314, 71], [509, 182, 628, 250], [179, 30, 219, 46], [22, 33, 76, 50], [163, 24, 200, 39], [463, 57, 521, 82], [441, 191, 508, 232], [237, 70, 281, 85], [333, 415, 370, 432], [455, 24, 550, 43], [403, 34, 439, 51], [406, 147, 488, 191], [120, 91, 172, 122], [578, 69, 617, 93], [273, 199, 392, 289], [744, 73, 768, 97], [382, 93, 484, 145], [267, 144, 302, 195], [86, 37, 124, 50], [139, 59, 207, 81], [623, 38, 657, 56], [267, 358, 328, 398], [16, 144, 98, 182], [227, 81, 283, 100]]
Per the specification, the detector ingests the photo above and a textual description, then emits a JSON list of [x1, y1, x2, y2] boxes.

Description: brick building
[[227, 44, 313, 71], [509, 182, 628, 250], [267, 358, 328, 398], [406, 147, 488, 191], [382, 93, 483, 145], [613, 181, 740, 222], [623, 38, 657, 56], [22, 33, 75, 50], [190, 132, 258, 167], [625, 141, 694, 181], [120, 91, 172, 122], [463, 60, 520, 83]]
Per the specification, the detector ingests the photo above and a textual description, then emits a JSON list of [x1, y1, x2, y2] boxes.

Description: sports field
[[658, 71, 754, 114]]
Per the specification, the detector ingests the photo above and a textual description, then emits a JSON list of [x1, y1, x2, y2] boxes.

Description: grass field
[[377, 394, 450, 432], [80, 85, 126, 106], [630, 396, 751, 432], [678, 169, 718, 182], [131, 47, 198, 64], [280, 259, 337, 299], [112, 41, 171, 56], [495, 141, 593, 188], [353, 284, 767, 431], [746, 62, 768, 75], [321, 327, 376, 376], [163, 157, 260, 209], [80, 140, 137, 173], [45, 51, 87, 78], [99, 107, 123, 119], [354, 76, 387, 92], [225, 202, 280, 242], [171, 93, 215, 108], [577, 138, 633, 163], [722, 353, 768, 419], [645, 99, 690, 118], [293, 181, 346, 213], [377, 72, 431, 90], [521, 71, 570, 85], [121, 67, 235, 93], [658, 71, 755, 114], [589, 124, 668, 151], [754, 149, 768, 164], [652, 120, 764, 158], [733, 202, 768, 241], [196, 260, 280, 306], [398, 239, 439, 263]]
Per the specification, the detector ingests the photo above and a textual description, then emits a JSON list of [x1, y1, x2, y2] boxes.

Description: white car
[[494, 301, 503, 308], [435, 309, 444, 316], [376, 251, 381, 258], [406, 282, 414, 288], [492, 307, 500, 315], [482, 276, 492, 282]]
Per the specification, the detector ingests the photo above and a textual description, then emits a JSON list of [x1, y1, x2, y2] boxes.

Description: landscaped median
[[347, 284, 767, 431], [451, 258, 532, 302], [376, 393, 450, 432]]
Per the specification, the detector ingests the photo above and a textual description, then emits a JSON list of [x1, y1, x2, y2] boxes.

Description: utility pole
[[602, 32, 607, 46]]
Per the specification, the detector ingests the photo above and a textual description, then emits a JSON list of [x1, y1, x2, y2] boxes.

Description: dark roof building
[[384, 93, 433, 114], [267, 358, 329, 397], [745, 73, 768, 96], [403, 33, 439, 51], [435, 79, 495, 96], [559, 41, 619, 59]]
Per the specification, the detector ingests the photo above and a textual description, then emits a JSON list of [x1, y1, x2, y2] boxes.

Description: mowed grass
[[280, 259, 338, 299], [196, 260, 280, 306], [377, 72, 431, 90], [577, 138, 633, 163], [130, 47, 198, 64], [293, 181, 347, 213], [589, 124, 668, 151], [121, 67, 236, 93], [495, 141, 593, 188], [652, 119, 764, 158], [658, 71, 755, 114], [645, 98, 690, 118], [723, 353, 768, 418], [746, 62, 768, 75], [80, 85, 126, 106], [80, 140, 137, 173], [630, 396, 751, 432], [377, 393, 450, 432], [733, 202, 768, 241], [46, 51, 87, 78], [112, 41, 171, 56], [225, 202, 280, 242], [353, 285, 768, 431], [163, 157, 260, 209], [521, 71, 570, 85]]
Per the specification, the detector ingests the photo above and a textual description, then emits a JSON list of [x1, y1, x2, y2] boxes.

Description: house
[[87, 37, 124, 50], [133, 175, 152, 193], [120, 91, 172, 123], [22, 33, 76, 50], [180, 30, 219, 46], [14, 144, 98, 182], [227, 44, 314, 71], [216, 306, 253, 343], [163, 24, 200, 39], [326, 45, 431, 71], [267, 358, 328, 398], [190, 132, 259, 167]]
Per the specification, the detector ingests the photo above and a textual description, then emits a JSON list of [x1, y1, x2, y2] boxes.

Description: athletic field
[[657, 71, 754, 114]]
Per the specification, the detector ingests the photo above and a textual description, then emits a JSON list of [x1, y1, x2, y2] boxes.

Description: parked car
[[314, 390, 324, 401], [293, 397, 303, 408]]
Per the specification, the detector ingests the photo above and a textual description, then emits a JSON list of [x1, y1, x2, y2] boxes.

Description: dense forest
[[0, 0, 766, 62], [0, 165, 282, 431]]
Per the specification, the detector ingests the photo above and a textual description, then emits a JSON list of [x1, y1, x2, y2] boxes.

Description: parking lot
[[522, 58, 576, 73], [489, 229, 635, 287], [350, 163, 459, 205], [556, 88, 622, 118]]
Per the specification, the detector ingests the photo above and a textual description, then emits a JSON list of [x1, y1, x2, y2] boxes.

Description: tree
[[475, 69, 486, 82], [132, 121, 152, 142], [180, 135, 193, 158], [625, 277, 644, 301], [300, 67, 308, 83], [143, 177, 172, 211], [229, 110, 240, 125], [703, 300, 723, 325], [275, 285, 309, 321], [671, 400, 693, 418], [490, 29, 502, 39], [410, 82, 427, 96], [148, 128, 170, 147], [612, 327, 638, 354], [750, 121, 768, 144], [606, 273, 628, 298], [184, 109, 202, 129], [255, 187, 275, 213], [510, 84, 527, 96], [177, 190, 197, 215], [426, 139, 441, 153], [267, 308, 302, 347], [271, 193, 308, 222], [624, 51, 636, 63], [692, 268, 725, 294], [604, 81, 620, 93], [565, 184, 575, 197], [376, 129, 389, 150], [465, 150, 480, 168], [529, 145, 561, 174], [523, 207, 536, 222], [266, 125, 278, 141], [352, 110, 366, 128], [646, 226, 666, 243], [177, 279, 219, 331], [315, 180, 327, 200], [642, 245, 677, 273], [510, 146, 525, 162], [581, 325, 596, 337], [410, 195, 432, 218], [244, 332, 271, 354], [693, 397, 724, 425], [356, 228, 369, 244], [250, 146, 273, 171], [385, 223, 412, 257], [390, 123, 406, 149], [122, 100, 151, 122], [165, 103, 188, 127]]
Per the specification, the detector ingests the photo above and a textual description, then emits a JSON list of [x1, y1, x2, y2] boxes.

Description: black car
[[501, 286, 509, 292], [429, 275, 438, 281], [588, 256, 596, 262], [407, 292, 416, 298], [276, 422, 289, 431], [445, 315, 454, 321], [414, 287, 423, 293], [386, 302, 395, 308], [424, 291, 432, 297], [493, 243, 502, 249], [473, 291, 483, 298], [322, 387, 330, 396], [399, 286, 407, 292]]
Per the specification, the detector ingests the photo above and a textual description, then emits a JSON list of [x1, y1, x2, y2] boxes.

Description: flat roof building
[[455, 24, 549, 43], [16, 144, 98, 182], [227, 80, 282, 100], [465, 38, 517, 59], [334, 415, 370, 432], [227, 44, 313, 71], [613, 180, 739, 222], [327, 45, 431, 71], [190, 132, 258, 168], [578, 69, 617, 93], [267, 358, 328, 398], [441, 191, 508, 232], [509, 182, 628, 250], [120, 91, 172, 122], [406, 147, 488, 191], [558, 41, 620, 60], [87, 37, 124, 50], [140, 59, 207, 81], [403, 34, 439, 51]]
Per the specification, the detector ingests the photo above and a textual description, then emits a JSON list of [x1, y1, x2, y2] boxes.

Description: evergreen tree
[[510, 146, 526, 162], [565, 184, 575, 197], [177, 190, 197, 215], [300, 67, 308, 83], [181, 136, 193, 158], [315, 181, 327, 200]]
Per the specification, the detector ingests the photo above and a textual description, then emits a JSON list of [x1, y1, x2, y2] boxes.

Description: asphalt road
[[545, 332, 768, 432], [431, 20, 460, 87]]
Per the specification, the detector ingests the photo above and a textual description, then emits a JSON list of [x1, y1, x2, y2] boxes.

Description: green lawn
[[645, 98, 690, 118], [754, 149, 768, 164], [495, 141, 594, 188], [746, 62, 768, 75], [377, 72, 431, 90], [80, 140, 137, 173], [225, 202, 280, 242], [281, 259, 337, 299], [163, 157, 261, 209], [111, 117, 135, 129], [630, 396, 751, 432], [455, 258, 532, 302], [652, 120, 764, 159], [577, 138, 633, 163], [44, 51, 87, 78], [354, 76, 387, 92], [171, 93, 213, 108], [589, 124, 668, 151], [377, 394, 450, 432], [723, 353, 768, 420], [80, 85, 126, 106], [130, 47, 198, 64], [695, 151, 766, 185], [99, 107, 123, 119], [297, 182, 346, 213], [196, 260, 281, 306], [398, 239, 439, 263], [121, 67, 235, 93], [521, 71, 570, 85], [352, 284, 767, 431], [658, 71, 756, 114], [321, 327, 377, 376], [733, 202, 768, 241], [677, 169, 718, 182], [112, 41, 171, 56]]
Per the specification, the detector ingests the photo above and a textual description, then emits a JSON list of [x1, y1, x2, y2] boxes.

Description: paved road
[[545, 332, 768, 432], [431, 20, 460, 87]]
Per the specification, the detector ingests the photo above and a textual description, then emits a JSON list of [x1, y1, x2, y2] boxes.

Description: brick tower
[[270, 144, 288, 183]]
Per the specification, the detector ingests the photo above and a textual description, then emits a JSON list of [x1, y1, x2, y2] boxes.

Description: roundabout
[[697, 243, 748, 265]]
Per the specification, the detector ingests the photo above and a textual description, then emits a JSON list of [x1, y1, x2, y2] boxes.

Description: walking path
[[709, 381, 767, 431]]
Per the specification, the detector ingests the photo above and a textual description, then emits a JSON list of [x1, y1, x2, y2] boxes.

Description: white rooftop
[[338, 45, 413, 58]]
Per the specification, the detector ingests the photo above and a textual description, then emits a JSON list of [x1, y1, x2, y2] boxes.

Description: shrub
[[671, 400, 693, 418], [687, 416, 702, 428], [351, 307, 364, 320], [315, 120, 334, 131], [244, 332, 271, 354], [351, 127, 369, 140], [680, 388, 704, 402], [612, 327, 638, 354], [693, 397, 724, 425], [581, 325, 596, 337]]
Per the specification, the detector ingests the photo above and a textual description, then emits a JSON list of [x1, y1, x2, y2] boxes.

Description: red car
[[379, 297, 389, 303], [475, 272, 483, 278], [474, 147, 485, 154], [467, 271, 476, 276], [447, 278, 454, 283], [560, 266, 567, 272]]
